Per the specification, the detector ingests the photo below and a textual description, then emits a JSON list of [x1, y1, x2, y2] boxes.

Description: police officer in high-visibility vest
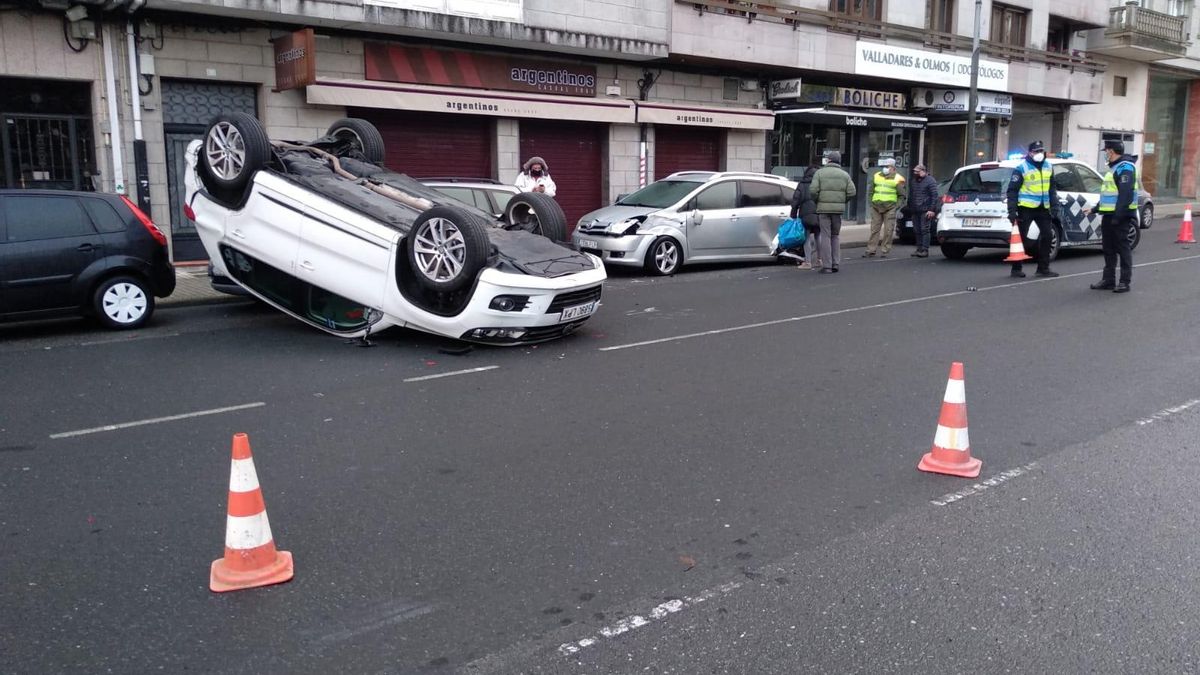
[[1090, 140, 1139, 293], [1005, 140, 1060, 278], [863, 157, 906, 258]]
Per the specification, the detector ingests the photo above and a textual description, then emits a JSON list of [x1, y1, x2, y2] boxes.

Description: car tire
[[199, 112, 271, 202], [645, 236, 682, 275], [504, 192, 569, 243], [326, 118, 386, 164], [1046, 224, 1063, 262], [405, 205, 491, 294], [93, 275, 154, 330], [1128, 217, 1142, 251], [939, 243, 969, 260], [1140, 203, 1153, 229]]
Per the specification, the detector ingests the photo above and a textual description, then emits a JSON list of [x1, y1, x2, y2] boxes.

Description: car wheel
[[939, 243, 969, 260], [645, 236, 682, 275], [1140, 203, 1153, 229], [326, 118, 386, 164], [93, 276, 154, 330], [504, 192, 569, 243], [199, 112, 271, 201], [1046, 224, 1062, 262], [1127, 217, 1142, 250], [405, 205, 490, 293]]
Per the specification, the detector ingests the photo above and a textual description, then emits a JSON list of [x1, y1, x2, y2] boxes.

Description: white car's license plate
[[960, 217, 994, 228], [578, 239, 599, 249], [560, 301, 597, 322]]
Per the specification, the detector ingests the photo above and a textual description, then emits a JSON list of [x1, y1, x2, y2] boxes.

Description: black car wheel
[[939, 243, 969, 260], [93, 275, 155, 330], [1140, 203, 1153, 229], [326, 118, 386, 164], [1045, 223, 1062, 262], [645, 236, 682, 275], [504, 192, 569, 243], [405, 205, 490, 293], [1128, 217, 1142, 250], [199, 112, 271, 202]]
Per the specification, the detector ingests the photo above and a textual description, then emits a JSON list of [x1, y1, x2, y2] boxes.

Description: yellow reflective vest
[[872, 171, 904, 204], [1016, 160, 1052, 209]]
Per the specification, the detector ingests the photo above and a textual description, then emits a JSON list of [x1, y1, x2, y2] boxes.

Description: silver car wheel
[[1141, 204, 1153, 229], [412, 217, 467, 283], [655, 240, 679, 273], [204, 121, 246, 181], [102, 282, 148, 325]]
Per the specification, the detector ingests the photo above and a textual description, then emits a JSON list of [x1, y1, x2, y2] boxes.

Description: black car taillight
[[120, 195, 169, 247]]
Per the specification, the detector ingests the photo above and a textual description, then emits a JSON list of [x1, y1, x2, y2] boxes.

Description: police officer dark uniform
[[1090, 140, 1140, 293], [1005, 140, 1060, 278]]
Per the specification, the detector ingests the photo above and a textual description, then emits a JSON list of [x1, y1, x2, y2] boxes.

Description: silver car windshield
[[617, 180, 704, 208]]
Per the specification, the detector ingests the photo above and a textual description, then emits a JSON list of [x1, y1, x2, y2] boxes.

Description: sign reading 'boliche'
[[854, 41, 1008, 91]]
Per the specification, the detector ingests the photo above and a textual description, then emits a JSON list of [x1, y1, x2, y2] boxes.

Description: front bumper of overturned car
[[387, 259, 609, 345]]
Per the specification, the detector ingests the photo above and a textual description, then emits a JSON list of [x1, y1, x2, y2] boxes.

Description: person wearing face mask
[[514, 156, 557, 197], [810, 150, 856, 273], [863, 157, 906, 258], [1004, 140, 1059, 278], [1089, 139, 1140, 293]]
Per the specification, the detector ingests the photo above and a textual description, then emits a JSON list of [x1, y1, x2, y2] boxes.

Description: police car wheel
[[1140, 204, 1153, 229], [1046, 225, 1062, 262], [1128, 219, 1141, 250]]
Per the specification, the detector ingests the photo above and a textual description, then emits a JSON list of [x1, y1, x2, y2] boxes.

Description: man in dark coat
[[1090, 140, 1140, 293], [908, 164, 939, 258], [789, 165, 820, 269], [1005, 140, 1059, 278]]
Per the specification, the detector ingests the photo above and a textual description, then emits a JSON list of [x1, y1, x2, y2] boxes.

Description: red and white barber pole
[[639, 141, 647, 188]]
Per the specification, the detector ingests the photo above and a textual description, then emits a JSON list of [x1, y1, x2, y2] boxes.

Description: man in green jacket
[[809, 151, 857, 273]]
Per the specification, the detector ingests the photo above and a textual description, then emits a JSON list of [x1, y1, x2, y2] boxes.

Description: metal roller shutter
[[350, 108, 493, 179], [655, 126, 723, 179], [519, 120, 604, 230]]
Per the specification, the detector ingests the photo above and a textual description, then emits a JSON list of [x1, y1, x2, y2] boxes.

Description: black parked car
[[0, 190, 175, 329]]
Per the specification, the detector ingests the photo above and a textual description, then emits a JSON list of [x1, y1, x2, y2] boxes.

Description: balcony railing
[[1106, 3, 1189, 45], [684, 0, 1107, 74]]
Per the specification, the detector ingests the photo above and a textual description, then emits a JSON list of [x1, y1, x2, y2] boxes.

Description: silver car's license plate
[[578, 239, 599, 249], [960, 217, 994, 228], [560, 301, 597, 322]]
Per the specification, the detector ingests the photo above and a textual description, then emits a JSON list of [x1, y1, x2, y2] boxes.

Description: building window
[[829, 0, 882, 22], [723, 78, 740, 101], [363, 0, 522, 23], [989, 4, 1028, 47], [1114, 76, 1128, 97], [928, 0, 954, 33]]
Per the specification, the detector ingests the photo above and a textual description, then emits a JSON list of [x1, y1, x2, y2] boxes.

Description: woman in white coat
[[514, 156, 557, 197]]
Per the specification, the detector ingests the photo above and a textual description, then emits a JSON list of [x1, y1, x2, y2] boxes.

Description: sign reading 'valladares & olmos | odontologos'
[[854, 41, 1009, 91]]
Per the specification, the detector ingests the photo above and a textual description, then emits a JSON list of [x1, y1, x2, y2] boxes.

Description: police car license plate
[[960, 217, 993, 228], [560, 301, 597, 322], [578, 239, 599, 249]]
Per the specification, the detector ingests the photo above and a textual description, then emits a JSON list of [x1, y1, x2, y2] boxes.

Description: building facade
[[1, 0, 1197, 262]]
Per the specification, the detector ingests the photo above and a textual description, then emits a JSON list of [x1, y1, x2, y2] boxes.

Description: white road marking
[[49, 402, 266, 439], [557, 581, 742, 657], [76, 332, 181, 347], [1137, 399, 1200, 426], [930, 462, 1039, 506], [599, 254, 1200, 352], [402, 365, 499, 383]]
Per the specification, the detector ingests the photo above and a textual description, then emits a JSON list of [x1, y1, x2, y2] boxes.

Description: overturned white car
[[184, 114, 605, 344]]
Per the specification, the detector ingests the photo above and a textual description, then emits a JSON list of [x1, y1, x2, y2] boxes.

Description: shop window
[[1114, 76, 1128, 97], [989, 4, 1028, 47], [828, 0, 882, 22], [928, 0, 954, 33]]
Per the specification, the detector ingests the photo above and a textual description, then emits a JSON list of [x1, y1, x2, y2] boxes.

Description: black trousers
[[1015, 206, 1053, 272], [1100, 213, 1134, 284]]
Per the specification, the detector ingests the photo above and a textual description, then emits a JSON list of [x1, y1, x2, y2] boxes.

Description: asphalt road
[[2, 228, 1199, 674]]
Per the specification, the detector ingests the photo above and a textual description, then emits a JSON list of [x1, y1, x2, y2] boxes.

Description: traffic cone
[[210, 433, 294, 593], [1176, 203, 1195, 245], [1002, 222, 1032, 262], [918, 362, 982, 479]]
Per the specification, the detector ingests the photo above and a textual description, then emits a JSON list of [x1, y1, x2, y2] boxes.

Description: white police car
[[935, 155, 1146, 260]]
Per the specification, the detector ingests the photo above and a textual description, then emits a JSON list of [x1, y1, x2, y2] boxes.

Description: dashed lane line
[[1137, 398, 1200, 426], [930, 462, 1040, 506], [599, 254, 1200, 352], [49, 402, 266, 439], [402, 365, 499, 383]]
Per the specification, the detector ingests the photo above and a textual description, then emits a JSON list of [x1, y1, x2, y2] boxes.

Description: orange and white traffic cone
[[1003, 222, 1032, 262], [918, 362, 982, 479], [1175, 203, 1195, 246], [210, 433, 294, 593]]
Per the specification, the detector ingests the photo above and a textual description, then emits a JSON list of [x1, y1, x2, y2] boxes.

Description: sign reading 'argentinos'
[[365, 43, 597, 98]]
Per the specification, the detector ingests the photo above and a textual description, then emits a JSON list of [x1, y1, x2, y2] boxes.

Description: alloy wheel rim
[[102, 283, 147, 324], [656, 241, 678, 273], [1143, 207, 1153, 228], [413, 217, 467, 282], [204, 122, 246, 181]]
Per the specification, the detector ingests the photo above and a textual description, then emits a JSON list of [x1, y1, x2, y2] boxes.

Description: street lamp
[[967, 0, 982, 163]]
